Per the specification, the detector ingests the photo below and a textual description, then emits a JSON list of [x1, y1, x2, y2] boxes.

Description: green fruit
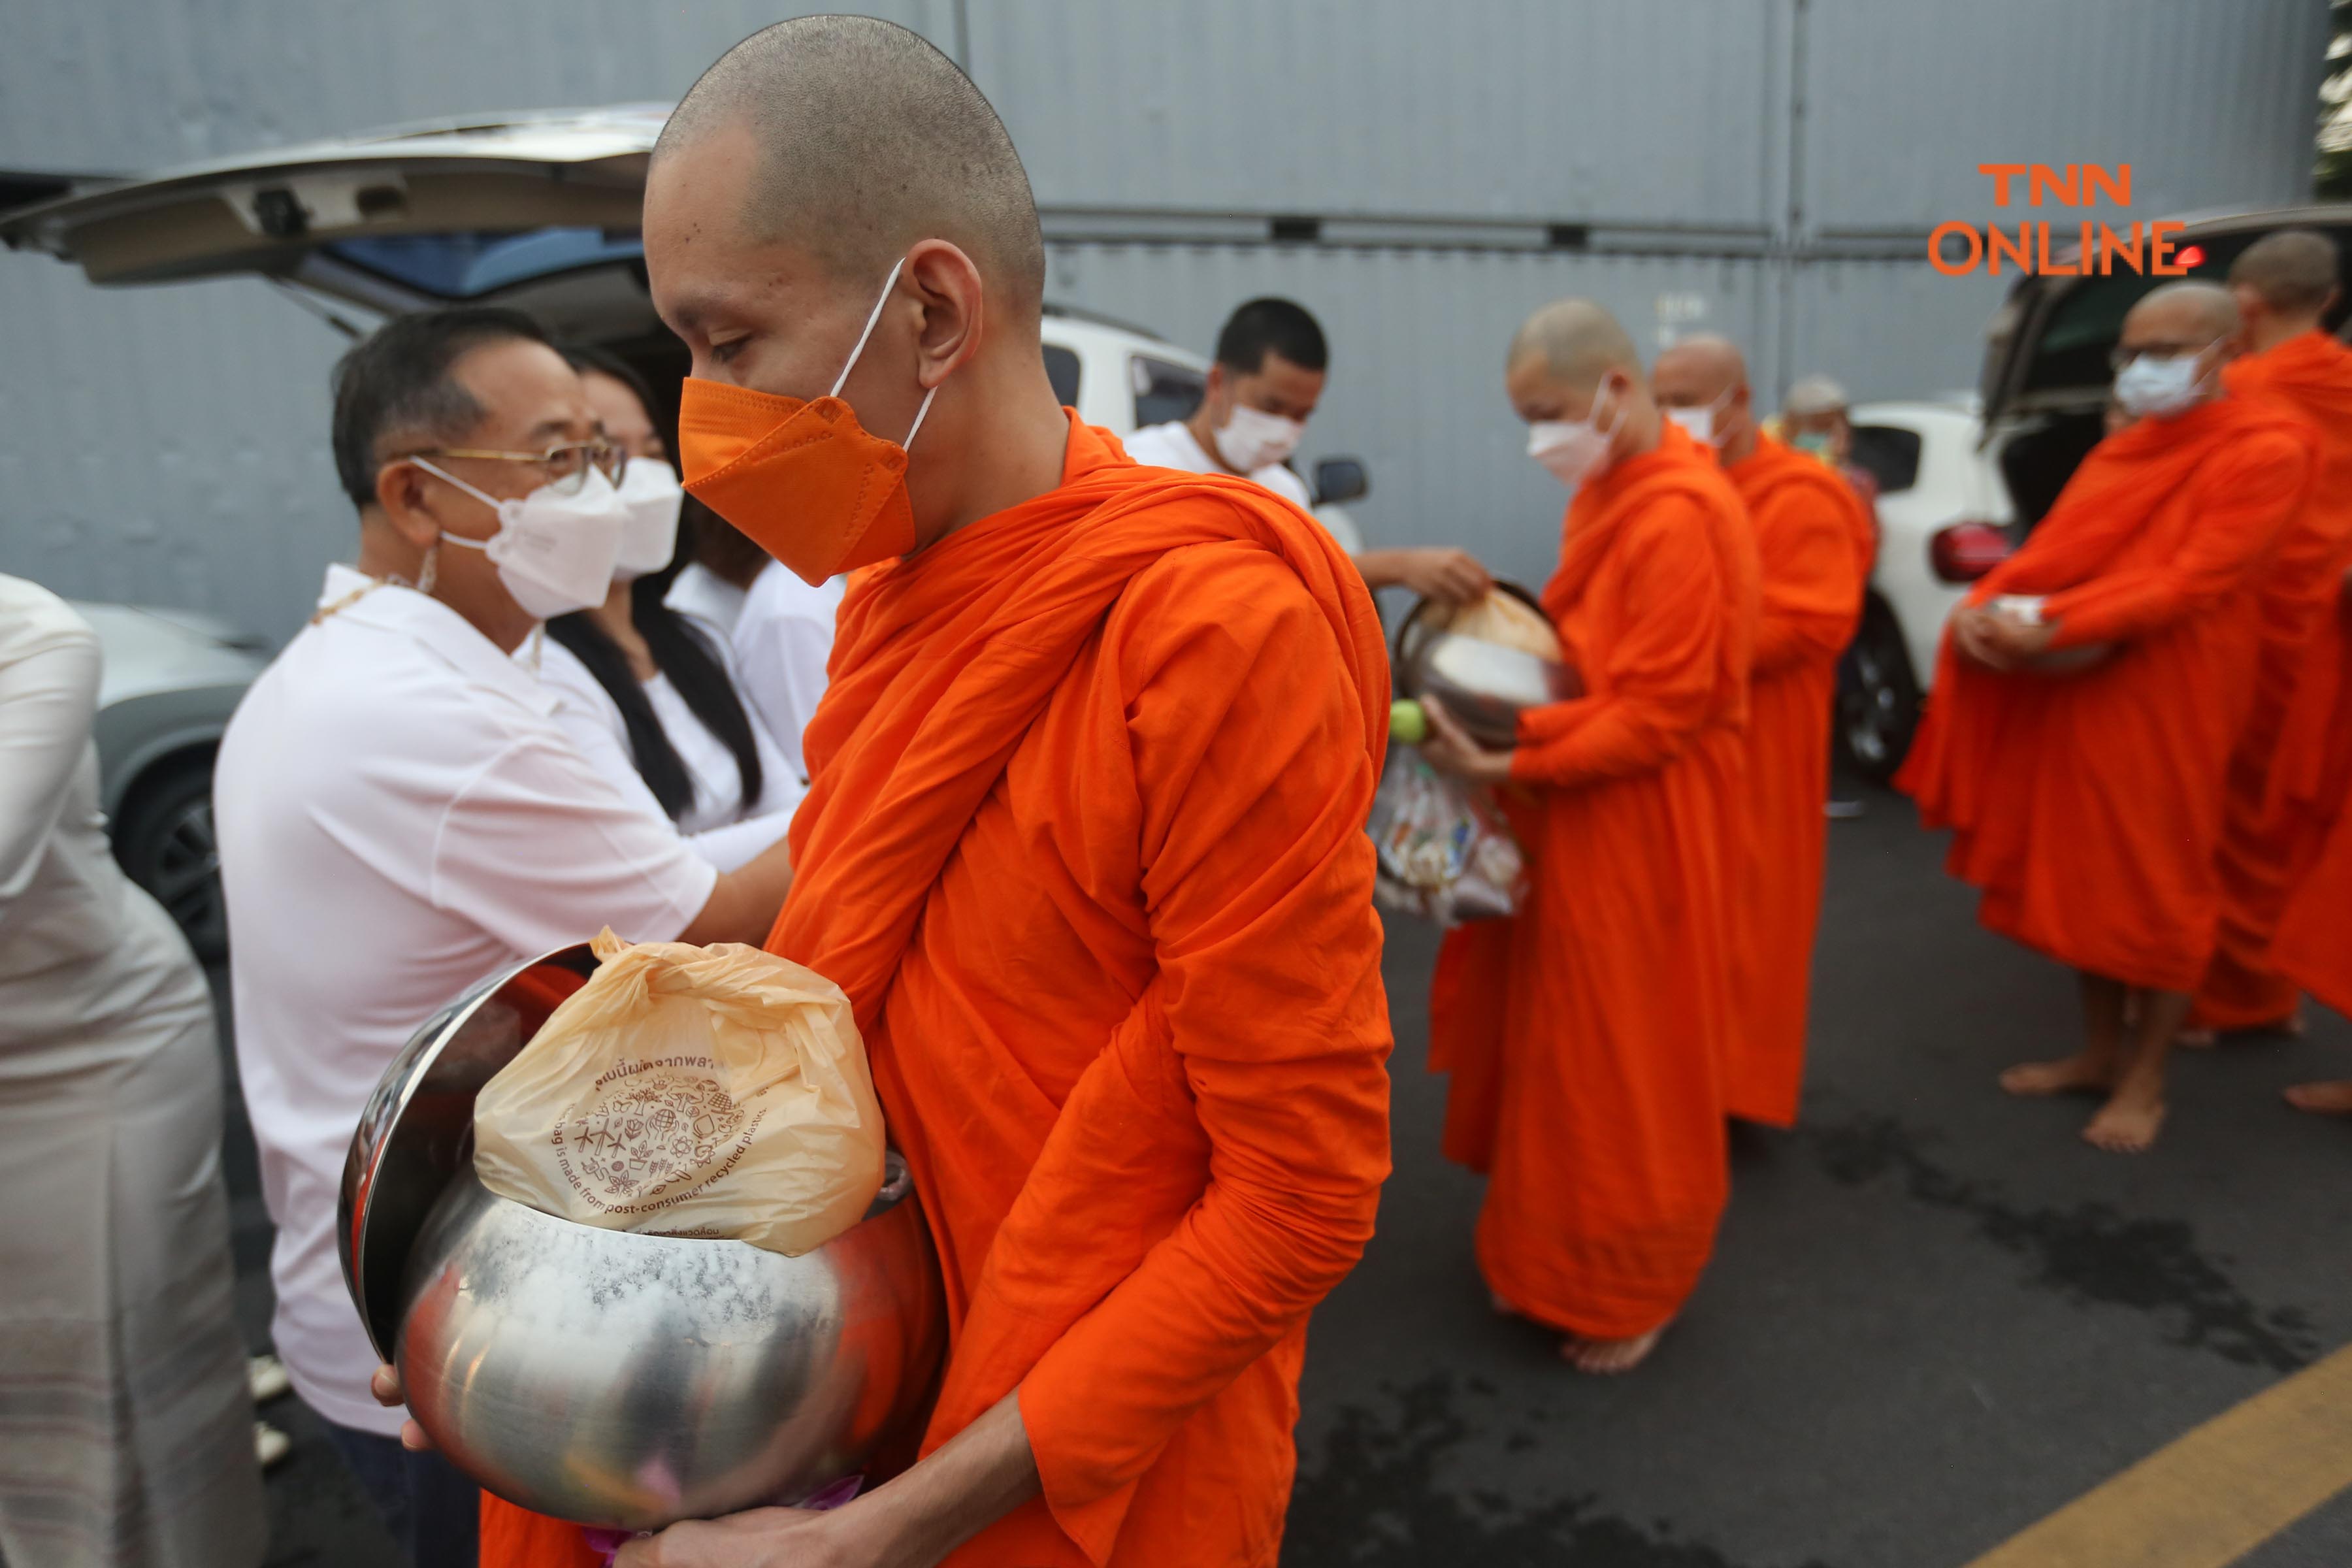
[[1390, 698, 1428, 746]]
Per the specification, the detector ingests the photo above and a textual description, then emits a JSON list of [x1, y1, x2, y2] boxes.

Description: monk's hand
[[612, 1507, 836, 1568], [619, 1390, 1038, 1567], [1387, 547, 1494, 605], [367, 1364, 436, 1454], [1980, 611, 2058, 663], [1953, 607, 2016, 672], [1418, 696, 1516, 784]]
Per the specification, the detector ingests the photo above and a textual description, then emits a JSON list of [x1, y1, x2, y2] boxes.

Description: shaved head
[[1652, 335, 1748, 400], [2230, 229, 2340, 317], [657, 14, 1045, 316], [1508, 299, 1641, 390], [2127, 280, 2240, 341]]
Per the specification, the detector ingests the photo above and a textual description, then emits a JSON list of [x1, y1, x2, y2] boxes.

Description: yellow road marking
[[1966, 1342, 2352, 1568]]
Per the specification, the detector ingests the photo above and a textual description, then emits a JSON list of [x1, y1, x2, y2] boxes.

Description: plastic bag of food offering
[[1437, 589, 1564, 662], [1366, 746, 1526, 926], [472, 929, 885, 1256]]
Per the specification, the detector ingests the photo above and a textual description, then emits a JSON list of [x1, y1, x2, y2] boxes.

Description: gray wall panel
[[1801, 0, 2325, 235], [0, 256, 353, 642], [976, 0, 1777, 225], [1, 0, 950, 170]]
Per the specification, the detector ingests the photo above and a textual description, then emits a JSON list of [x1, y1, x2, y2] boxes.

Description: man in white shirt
[[215, 308, 796, 1567], [1123, 297, 1494, 604]]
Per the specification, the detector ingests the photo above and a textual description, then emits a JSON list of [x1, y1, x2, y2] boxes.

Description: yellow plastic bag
[[472, 930, 885, 1256]]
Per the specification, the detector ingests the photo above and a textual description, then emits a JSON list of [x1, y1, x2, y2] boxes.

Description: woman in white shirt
[[540, 350, 802, 867], [0, 575, 265, 1568]]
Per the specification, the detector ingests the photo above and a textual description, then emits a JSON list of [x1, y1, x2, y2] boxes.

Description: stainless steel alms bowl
[[339, 945, 945, 1531], [1393, 588, 1583, 751]]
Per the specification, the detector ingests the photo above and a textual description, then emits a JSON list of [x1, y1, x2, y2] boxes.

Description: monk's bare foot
[[2284, 1080, 2352, 1116], [2082, 1085, 2166, 1153], [1561, 1326, 1666, 1375], [2175, 1026, 2217, 1050], [2000, 1054, 2114, 1098]]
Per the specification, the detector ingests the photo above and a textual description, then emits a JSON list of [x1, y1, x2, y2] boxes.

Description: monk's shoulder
[[1104, 533, 1339, 689], [1620, 471, 1743, 557], [2195, 414, 2312, 490]]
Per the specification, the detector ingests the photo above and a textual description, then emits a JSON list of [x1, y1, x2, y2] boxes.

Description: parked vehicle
[[1980, 204, 2352, 530], [1, 106, 1373, 958], [71, 600, 267, 962], [0, 104, 1371, 524], [1838, 396, 2016, 777]]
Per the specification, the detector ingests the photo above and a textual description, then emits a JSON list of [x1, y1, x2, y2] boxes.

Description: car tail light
[[1929, 520, 2013, 583]]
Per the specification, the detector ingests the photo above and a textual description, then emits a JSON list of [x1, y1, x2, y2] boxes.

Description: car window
[[1131, 355, 1205, 429], [2021, 225, 2352, 397], [1043, 344, 1081, 406], [1849, 424, 1923, 495], [327, 227, 644, 298]]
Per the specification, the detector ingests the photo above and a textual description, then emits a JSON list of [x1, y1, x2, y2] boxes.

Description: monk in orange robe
[[1898, 282, 2314, 1153], [1419, 300, 1759, 1374], [2275, 785, 2352, 1113], [1655, 335, 1870, 1127], [2184, 231, 2352, 1042], [408, 20, 1394, 1568]]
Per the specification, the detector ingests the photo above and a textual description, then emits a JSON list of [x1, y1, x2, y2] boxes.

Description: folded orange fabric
[[1723, 435, 1870, 1126], [1432, 421, 1759, 1340], [1899, 397, 2315, 991]]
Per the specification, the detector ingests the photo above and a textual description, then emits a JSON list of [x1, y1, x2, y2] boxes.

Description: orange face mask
[[677, 259, 938, 587]]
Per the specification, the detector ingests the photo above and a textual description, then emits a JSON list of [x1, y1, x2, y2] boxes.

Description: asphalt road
[[219, 774, 2352, 1567]]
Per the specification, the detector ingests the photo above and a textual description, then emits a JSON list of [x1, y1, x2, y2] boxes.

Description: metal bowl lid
[[337, 944, 599, 1360]]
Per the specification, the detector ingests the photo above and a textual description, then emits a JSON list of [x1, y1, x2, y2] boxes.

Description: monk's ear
[[904, 238, 985, 388]]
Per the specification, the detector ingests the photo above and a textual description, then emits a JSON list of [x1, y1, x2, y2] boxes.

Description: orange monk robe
[[2274, 779, 2352, 1020], [1430, 421, 1760, 1341], [1723, 436, 1871, 1127], [482, 416, 1392, 1568], [2191, 333, 2352, 1029], [1899, 399, 2315, 992]]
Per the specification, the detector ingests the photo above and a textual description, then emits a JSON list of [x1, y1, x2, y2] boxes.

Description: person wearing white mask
[[540, 349, 802, 863], [1417, 297, 1759, 1375], [212, 308, 797, 1567], [1126, 297, 1493, 604]]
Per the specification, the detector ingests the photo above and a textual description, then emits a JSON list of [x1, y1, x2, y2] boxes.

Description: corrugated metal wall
[[0, 0, 2326, 642]]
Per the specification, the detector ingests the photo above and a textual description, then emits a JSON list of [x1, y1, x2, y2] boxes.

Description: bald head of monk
[[645, 15, 1071, 547], [1505, 299, 1663, 483], [1651, 335, 1758, 465], [2229, 229, 2342, 355], [2113, 282, 2242, 422]]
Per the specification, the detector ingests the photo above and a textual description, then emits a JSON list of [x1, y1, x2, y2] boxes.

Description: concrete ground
[[222, 776, 2352, 1566]]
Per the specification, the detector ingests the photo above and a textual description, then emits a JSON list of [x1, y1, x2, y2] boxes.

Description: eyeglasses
[[408, 440, 627, 497], [2109, 339, 2219, 371]]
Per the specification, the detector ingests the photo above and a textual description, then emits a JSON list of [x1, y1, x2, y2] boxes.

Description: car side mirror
[[1313, 456, 1369, 506]]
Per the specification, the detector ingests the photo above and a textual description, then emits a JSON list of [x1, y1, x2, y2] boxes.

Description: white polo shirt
[[216, 565, 718, 1435], [531, 635, 801, 870], [1122, 419, 1316, 510], [731, 563, 845, 781]]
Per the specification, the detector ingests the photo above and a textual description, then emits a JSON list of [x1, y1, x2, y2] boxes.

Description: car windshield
[[326, 227, 643, 298], [2020, 225, 2352, 397]]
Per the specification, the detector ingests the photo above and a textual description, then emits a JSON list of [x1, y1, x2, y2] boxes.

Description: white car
[[1838, 395, 2014, 777]]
